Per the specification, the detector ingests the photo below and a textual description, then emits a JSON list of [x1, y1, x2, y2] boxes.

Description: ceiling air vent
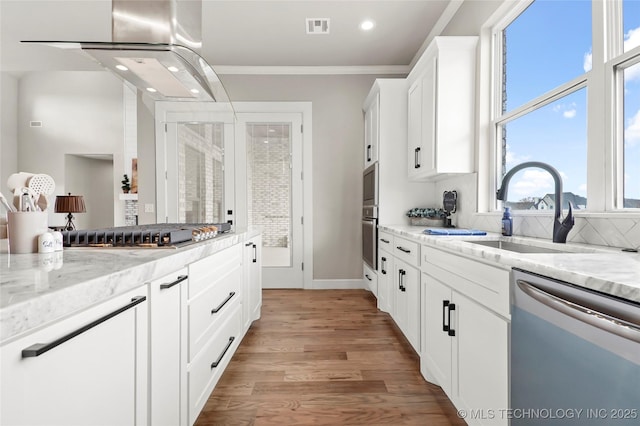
[[306, 18, 330, 35]]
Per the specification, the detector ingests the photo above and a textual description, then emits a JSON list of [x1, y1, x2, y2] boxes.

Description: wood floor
[[194, 289, 466, 425]]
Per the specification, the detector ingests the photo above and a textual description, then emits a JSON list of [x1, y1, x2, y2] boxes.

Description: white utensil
[[7, 172, 34, 191], [19, 187, 37, 212], [28, 174, 56, 197], [36, 193, 49, 212], [0, 192, 16, 212]]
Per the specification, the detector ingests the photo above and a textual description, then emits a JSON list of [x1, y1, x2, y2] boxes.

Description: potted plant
[[121, 174, 131, 193]]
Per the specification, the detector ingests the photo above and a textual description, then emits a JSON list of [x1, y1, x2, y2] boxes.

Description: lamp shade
[[54, 193, 86, 214]]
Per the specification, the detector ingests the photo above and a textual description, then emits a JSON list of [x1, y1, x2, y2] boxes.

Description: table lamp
[[54, 193, 86, 231]]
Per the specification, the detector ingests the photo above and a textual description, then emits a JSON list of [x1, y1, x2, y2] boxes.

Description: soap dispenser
[[502, 207, 513, 236]]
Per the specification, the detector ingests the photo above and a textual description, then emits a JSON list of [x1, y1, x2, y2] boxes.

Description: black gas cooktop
[[61, 223, 232, 248]]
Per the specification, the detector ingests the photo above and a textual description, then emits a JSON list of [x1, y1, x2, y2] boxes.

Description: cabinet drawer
[[188, 262, 242, 360], [422, 246, 510, 317], [378, 231, 394, 251], [394, 236, 420, 267], [188, 303, 241, 425], [363, 263, 378, 296], [188, 244, 242, 299]]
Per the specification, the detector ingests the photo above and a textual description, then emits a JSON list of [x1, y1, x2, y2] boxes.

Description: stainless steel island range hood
[[23, 0, 230, 103]]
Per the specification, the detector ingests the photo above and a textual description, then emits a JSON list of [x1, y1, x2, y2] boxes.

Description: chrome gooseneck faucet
[[496, 161, 575, 243]]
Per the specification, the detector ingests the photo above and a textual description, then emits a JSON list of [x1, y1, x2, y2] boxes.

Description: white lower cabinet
[[377, 246, 394, 314], [421, 246, 509, 426], [363, 262, 378, 297], [0, 286, 148, 426], [149, 267, 188, 426], [243, 236, 263, 332], [188, 302, 242, 425], [393, 258, 421, 353]]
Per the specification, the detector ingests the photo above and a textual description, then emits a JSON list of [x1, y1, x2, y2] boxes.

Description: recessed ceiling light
[[115, 64, 128, 71], [167, 66, 179, 72], [360, 20, 375, 31], [190, 88, 199, 94], [146, 87, 157, 93]]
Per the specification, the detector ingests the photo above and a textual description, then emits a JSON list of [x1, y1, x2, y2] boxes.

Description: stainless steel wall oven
[[362, 163, 378, 270]]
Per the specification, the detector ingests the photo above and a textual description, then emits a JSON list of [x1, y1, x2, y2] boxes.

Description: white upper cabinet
[[363, 91, 380, 168], [407, 36, 478, 181]]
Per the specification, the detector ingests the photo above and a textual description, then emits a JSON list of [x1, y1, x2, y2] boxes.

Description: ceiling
[[0, 0, 456, 76]]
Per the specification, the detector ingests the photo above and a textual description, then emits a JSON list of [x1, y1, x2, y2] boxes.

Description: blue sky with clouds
[[501, 0, 640, 205]]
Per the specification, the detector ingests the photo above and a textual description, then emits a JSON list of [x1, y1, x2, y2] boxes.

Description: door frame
[[233, 102, 313, 290]]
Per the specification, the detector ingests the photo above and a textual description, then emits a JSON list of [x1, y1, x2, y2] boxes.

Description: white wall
[[1, 73, 18, 198], [64, 154, 114, 230], [17, 71, 125, 226]]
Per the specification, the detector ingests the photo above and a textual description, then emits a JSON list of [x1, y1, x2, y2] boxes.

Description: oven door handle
[[517, 279, 640, 344]]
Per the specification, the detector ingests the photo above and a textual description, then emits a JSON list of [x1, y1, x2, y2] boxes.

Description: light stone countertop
[[0, 227, 262, 343], [380, 225, 640, 304]]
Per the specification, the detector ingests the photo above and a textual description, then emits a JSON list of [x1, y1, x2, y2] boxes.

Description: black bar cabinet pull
[[401, 270, 406, 292], [397, 246, 411, 254], [160, 274, 188, 290], [380, 238, 390, 244], [245, 241, 254, 247], [367, 144, 372, 162], [381, 257, 387, 274], [398, 269, 403, 290], [414, 147, 421, 169], [365, 274, 372, 281], [252, 244, 257, 263], [210, 337, 235, 368], [22, 296, 147, 358], [211, 292, 236, 314], [442, 300, 450, 332], [448, 303, 456, 336]]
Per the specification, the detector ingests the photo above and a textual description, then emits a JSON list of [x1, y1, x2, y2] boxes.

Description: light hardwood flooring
[[194, 289, 466, 425]]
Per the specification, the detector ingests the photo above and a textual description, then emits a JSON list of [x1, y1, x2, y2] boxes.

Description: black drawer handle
[[245, 241, 254, 247], [22, 296, 147, 358], [160, 274, 188, 290], [211, 292, 236, 314], [442, 300, 450, 332], [448, 303, 456, 336], [380, 238, 390, 244], [396, 246, 411, 254], [365, 274, 372, 281], [211, 336, 235, 369]]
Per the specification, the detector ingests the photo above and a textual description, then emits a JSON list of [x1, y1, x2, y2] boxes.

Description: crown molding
[[211, 65, 410, 76]]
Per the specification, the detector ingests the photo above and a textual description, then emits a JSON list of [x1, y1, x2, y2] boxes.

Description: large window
[[622, 0, 640, 206], [494, 0, 640, 211]]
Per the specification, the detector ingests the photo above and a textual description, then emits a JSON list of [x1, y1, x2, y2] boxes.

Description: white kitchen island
[[0, 227, 262, 426]]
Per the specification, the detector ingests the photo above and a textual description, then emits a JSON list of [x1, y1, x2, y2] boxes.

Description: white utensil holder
[[7, 211, 48, 254]]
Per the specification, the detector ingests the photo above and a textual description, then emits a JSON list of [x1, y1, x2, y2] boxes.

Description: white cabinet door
[[243, 235, 263, 332], [149, 268, 188, 426], [393, 258, 420, 353], [407, 78, 423, 179], [421, 273, 453, 396], [0, 286, 148, 426], [363, 92, 379, 167], [377, 248, 394, 313], [407, 37, 477, 181], [455, 291, 508, 426]]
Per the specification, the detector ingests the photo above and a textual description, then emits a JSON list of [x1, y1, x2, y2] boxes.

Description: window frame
[[482, 0, 640, 215]]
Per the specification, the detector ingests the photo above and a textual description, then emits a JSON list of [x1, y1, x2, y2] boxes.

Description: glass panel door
[[246, 123, 292, 267], [177, 122, 225, 223]]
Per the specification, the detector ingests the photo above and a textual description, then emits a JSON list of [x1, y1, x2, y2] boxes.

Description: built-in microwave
[[363, 162, 378, 207]]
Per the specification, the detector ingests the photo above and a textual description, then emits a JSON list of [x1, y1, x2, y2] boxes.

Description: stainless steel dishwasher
[[511, 268, 640, 425]]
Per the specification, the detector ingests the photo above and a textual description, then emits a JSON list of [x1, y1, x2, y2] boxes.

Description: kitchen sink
[[467, 240, 572, 254]]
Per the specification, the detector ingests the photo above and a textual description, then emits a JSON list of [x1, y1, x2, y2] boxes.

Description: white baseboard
[[308, 279, 367, 290]]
